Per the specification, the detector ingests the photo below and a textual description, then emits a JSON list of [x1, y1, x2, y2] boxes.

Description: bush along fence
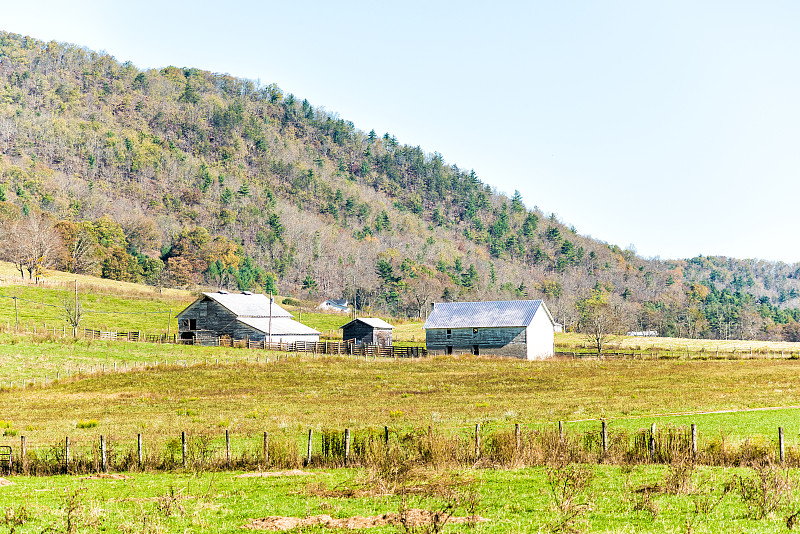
[[0, 421, 798, 476]]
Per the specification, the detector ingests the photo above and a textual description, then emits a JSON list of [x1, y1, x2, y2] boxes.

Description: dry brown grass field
[[2, 350, 800, 448]]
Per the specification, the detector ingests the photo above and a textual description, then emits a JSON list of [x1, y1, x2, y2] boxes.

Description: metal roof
[[423, 300, 549, 329], [238, 317, 320, 336], [341, 317, 395, 330], [201, 292, 292, 318]]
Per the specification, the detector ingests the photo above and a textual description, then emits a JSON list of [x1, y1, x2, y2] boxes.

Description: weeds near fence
[[544, 454, 595, 533], [0, 505, 29, 534], [4, 419, 800, 479], [732, 461, 792, 520]]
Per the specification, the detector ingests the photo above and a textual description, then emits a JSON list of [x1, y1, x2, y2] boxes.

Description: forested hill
[[1, 30, 800, 341]]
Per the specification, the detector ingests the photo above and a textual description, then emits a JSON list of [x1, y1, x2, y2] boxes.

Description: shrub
[[76, 419, 98, 429], [732, 461, 791, 520]]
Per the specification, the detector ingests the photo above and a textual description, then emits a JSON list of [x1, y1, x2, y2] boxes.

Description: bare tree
[[0, 215, 64, 281], [62, 291, 83, 337], [577, 292, 624, 356]]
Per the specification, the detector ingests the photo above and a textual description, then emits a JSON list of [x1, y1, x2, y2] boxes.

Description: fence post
[[344, 428, 351, 465], [691, 424, 697, 457], [264, 432, 269, 468], [384, 426, 390, 445], [182, 431, 187, 469], [650, 423, 656, 462], [20, 436, 26, 474], [137, 433, 143, 468], [601, 421, 608, 455], [100, 435, 107, 473], [559, 421, 564, 441], [65, 436, 70, 473], [515, 423, 521, 453], [225, 429, 231, 468], [474, 423, 480, 461], [306, 429, 313, 467], [779, 427, 785, 464]]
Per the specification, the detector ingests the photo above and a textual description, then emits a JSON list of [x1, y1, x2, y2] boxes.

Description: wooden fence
[[81, 328, 426, 358]]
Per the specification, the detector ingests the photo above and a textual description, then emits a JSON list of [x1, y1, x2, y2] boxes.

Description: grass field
[[2, 343, 800, 449], [0, 465, 798, 533], [7, 268, 800, 530]]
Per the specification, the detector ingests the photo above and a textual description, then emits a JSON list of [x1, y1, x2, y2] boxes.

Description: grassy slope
[[0, 261, 426, 341]]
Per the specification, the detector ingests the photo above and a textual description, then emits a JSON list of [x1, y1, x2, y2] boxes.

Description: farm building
[[176, 291, 320, 345], [318, 298, 350, 313], [424, 300, 556, 359], [341, 318, 394, 348]]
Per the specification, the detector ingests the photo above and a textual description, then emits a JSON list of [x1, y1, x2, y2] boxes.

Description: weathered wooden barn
[[176, 291, 320, 345], [423, 300, 556, 359], [341, 318, 394, 348]]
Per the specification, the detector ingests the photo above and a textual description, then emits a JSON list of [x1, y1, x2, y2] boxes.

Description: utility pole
[[167, 309, 172, 339], [268, 293, 273, 347], [73, 279, 78, 337]]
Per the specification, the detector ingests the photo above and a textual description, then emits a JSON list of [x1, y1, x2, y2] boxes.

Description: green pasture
[[0, 465, 797, 533], [0, 284, 190, 334]]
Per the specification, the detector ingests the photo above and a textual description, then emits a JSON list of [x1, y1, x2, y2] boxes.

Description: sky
[[3, 1, 800, 262]]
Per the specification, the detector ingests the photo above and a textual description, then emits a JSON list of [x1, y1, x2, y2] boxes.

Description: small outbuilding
[[423, 300, 556, 359], [176, 291, 320, 345], [341, 318, 394, 348]]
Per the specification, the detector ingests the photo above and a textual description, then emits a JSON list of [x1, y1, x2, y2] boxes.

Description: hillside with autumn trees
[[1, 30, 800, 341]]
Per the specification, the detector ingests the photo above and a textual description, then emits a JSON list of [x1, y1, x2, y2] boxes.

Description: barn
[[341, 318, 394, 348], [318, 298, 350, 313], [176, 291, 320, 345], [423, 300, 556, 359]]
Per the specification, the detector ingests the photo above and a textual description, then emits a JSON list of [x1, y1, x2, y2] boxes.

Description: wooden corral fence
[[81, 328, 426, 358]]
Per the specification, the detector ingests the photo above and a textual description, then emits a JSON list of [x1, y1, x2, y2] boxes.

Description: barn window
[[189, 319, 197, 330], [446, 329, 452, 340]]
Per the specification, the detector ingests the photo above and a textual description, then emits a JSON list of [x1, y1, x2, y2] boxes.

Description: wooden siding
[[426, 326, 527, 358], [177, 297, 255, 339], [178, 296, 318, 343], [342, 321, 393, 348]]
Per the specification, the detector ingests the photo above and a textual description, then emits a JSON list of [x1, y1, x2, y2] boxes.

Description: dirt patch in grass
[[236, 470, 314, 478], [242, 509, 487, 530], [0, 478, 13, 486]]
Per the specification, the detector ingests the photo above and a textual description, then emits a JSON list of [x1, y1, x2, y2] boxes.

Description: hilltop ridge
[[0, 30, 799, 340]]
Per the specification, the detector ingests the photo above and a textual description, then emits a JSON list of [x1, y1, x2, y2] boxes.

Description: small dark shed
[[341, 318, 394, 348]]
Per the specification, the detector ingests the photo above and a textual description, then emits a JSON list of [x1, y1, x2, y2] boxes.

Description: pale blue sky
[[3, 1, 800, 262]]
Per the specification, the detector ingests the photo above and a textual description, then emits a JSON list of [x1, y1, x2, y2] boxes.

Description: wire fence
[[0, 420, 796, 476]]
